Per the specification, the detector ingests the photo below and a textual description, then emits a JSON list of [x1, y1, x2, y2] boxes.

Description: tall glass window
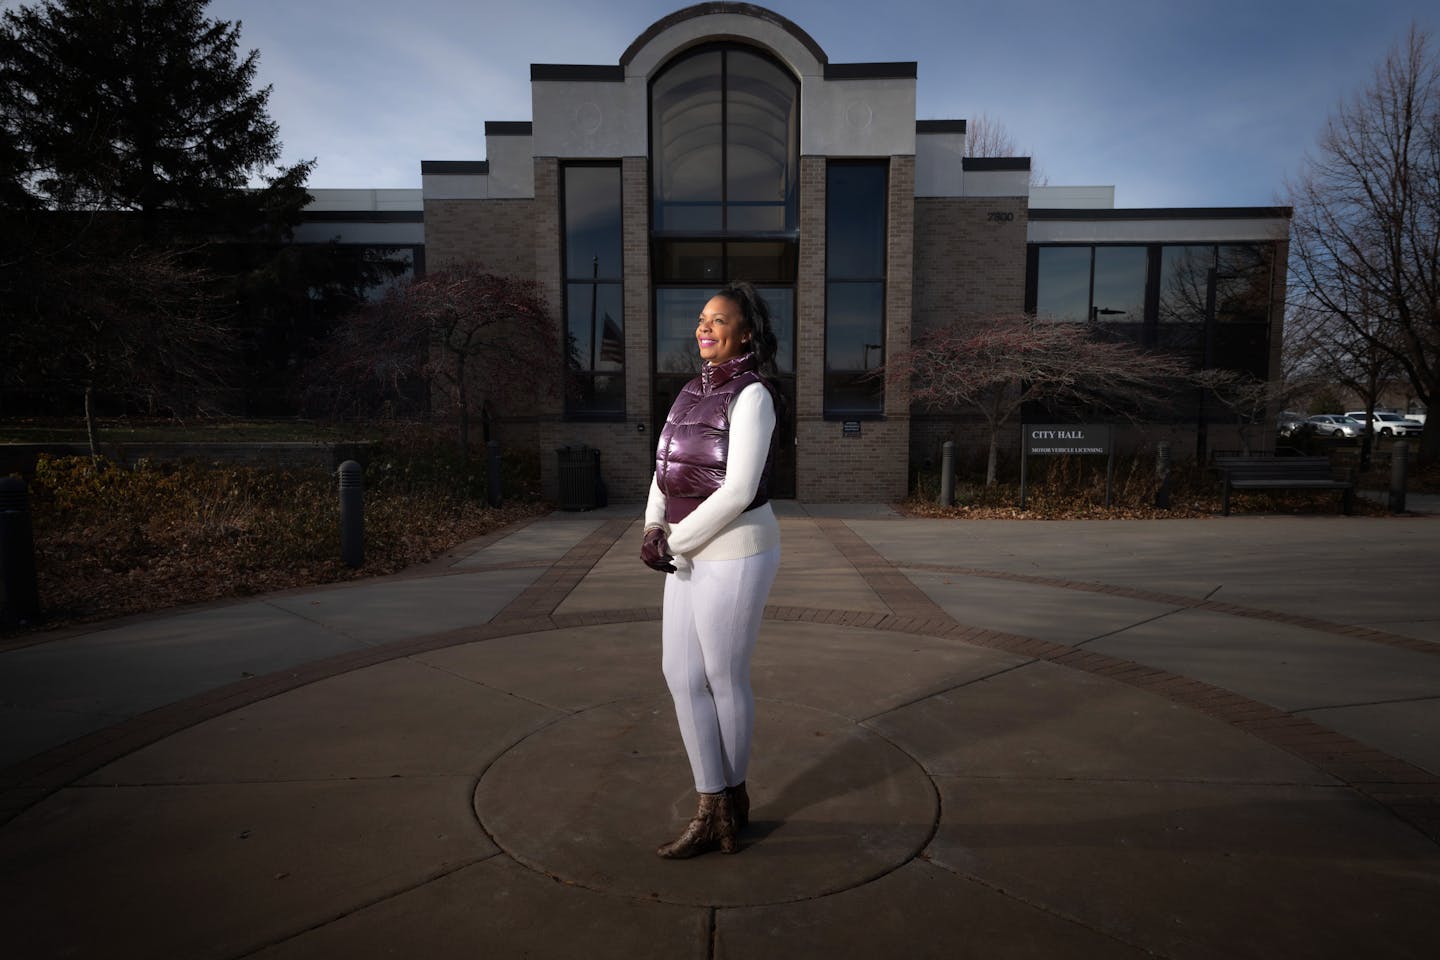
[[563, 164, 624, 416], [651, 45, 797, 234], [825, 162, 887, 416], [1213, 244, 1274, 378], [1031, 241, 1275, 378], [1033, 246, 1147, 326]]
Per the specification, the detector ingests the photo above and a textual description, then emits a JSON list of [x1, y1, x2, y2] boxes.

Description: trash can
[[557, 445, 602, 510]]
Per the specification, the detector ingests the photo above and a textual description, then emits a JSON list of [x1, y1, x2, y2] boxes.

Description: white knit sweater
[[645, 381, 781, 563]]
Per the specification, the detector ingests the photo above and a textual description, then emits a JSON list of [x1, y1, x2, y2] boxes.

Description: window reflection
[[563, 164, 623, 416], [1216, 244, 1272, 324], [1092, 246, 1147, 323], [1027, 241, 1277, 422], [826, 161, 886, 416], [1035, 247, 1090, 322], [651, 45, 796, 234], [725, 49, 797, 233], [1158, 245, 1214, 326], [654, 286, 794, 375], [654, 288, 709, 375], [651, 50, 723, 232]]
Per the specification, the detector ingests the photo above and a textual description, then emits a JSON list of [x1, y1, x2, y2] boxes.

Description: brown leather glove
[[641, 526, 676, 573]]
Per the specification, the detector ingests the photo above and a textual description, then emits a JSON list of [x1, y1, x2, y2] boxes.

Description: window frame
[[560, 160, 626, 420], [824, 159, 889, 419]]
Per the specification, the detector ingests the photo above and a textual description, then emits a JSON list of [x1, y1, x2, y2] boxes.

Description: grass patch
[[0, 416, 383, 443], [7, 438, 547, 634]]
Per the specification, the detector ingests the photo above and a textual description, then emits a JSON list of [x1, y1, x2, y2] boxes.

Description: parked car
[[1276, 411, 1306, 437], [1304, 414, 1367, 438], [1343, 411, 1423, 436]]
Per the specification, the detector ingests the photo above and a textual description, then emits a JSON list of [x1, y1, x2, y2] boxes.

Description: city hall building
[[302, 3, 1290, 502]]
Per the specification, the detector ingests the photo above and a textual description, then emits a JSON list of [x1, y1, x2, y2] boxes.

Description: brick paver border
[[3, 512, 1437, 847]]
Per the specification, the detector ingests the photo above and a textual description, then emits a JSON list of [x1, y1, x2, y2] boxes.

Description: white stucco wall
[[531, 79, 647, 158], [802, 77, 916, 157], [1027, 217, 1289, 243], [291, 222, 425, 245], [485, 133, 536, 198], [306, 188, 422, 212], [1029, 185, 1115, 209], [915, 132, 965, 197], [532, 11, 916, 160]]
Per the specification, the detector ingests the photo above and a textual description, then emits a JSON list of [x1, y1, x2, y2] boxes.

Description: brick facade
[[791, 156, 912, 502], [423, 199, 536, 276], [912, 196, 1029, 335], [513, 156, 659, 503], [907, 196, 1030, 465]]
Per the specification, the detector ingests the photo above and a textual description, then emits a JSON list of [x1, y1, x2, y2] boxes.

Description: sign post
[[1020, 424, 1114, 510]]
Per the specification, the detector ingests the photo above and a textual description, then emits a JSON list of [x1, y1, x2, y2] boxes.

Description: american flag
[[599, 312, 624, 365]]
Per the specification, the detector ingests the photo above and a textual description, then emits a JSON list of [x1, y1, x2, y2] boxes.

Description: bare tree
[[4, 240, 233, 457], [1285, 286, 1407, 464], [884, 314, 1193, 484], [1287, 23, 1440, 460], [305, 263, 559, 458], [1191, 368, 1316, 455], [964, 112, 1048, 186]]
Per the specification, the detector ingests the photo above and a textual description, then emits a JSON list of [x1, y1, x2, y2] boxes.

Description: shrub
[[19, 448, 545, 629]]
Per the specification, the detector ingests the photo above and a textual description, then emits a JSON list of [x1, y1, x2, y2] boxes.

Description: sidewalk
[[1, 503, 1438, 959]]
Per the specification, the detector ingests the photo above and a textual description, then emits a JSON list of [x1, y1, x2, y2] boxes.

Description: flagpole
[[590, 255, 598, 373]]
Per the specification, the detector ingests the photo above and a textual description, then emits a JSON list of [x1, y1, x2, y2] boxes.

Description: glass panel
[[825, 281, 885, 415], [1213, 326, 1269, 379], [756, 286, 794, 374], [653, 241, 724, 284], [726, 48, 797, 233], [1034, 247, 1090, 322], [1158, 245, 1214, 325], [1216, 244, 1272, 324], [727, 241, 796, 285], [563, 166, 622, 279], [566, 373, 625, 416], [1091, 246, 1147, 323], [655, 288, 709, 376], [566, 282, 624, 374], [651, 49, 723, 232], [827, 163, 887, 279]]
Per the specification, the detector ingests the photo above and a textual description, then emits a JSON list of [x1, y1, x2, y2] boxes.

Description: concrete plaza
[[1, 502, 1438, 958]]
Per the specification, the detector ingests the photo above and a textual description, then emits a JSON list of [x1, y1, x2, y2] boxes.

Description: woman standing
[[642, 281, 781, 859]]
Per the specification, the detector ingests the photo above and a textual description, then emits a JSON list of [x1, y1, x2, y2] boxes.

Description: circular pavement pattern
[[474, 696, 938, 907]]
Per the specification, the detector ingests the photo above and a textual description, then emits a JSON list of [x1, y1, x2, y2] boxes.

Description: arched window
[[650, 44, 798, 235]]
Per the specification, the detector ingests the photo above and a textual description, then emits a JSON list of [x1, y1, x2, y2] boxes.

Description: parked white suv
[[1344, 411, 1424, 436]]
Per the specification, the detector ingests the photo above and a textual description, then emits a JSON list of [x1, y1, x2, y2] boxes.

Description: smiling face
[[696, 294, 751, 364]]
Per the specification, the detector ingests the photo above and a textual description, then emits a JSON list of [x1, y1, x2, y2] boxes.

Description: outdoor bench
[[1212, 455, 1355, 516]]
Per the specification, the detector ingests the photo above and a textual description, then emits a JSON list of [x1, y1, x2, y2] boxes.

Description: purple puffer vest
[[655, 352, 775, 524]]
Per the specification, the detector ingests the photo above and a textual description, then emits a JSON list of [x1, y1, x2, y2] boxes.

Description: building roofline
[[301, 210, 424, 223], [917, 119, 967, 133], [964, 157, 1030, 171], [531, 64, 625, 82], [421, 160, 489, 175], [621, 2, 829, 67], [1029, 206, 1292, 220], [484, 121, 533, 136], [824, 61, 917, 79]]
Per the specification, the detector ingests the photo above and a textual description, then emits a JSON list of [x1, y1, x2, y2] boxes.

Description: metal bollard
[[1154, 441, 1172, 509], [939, 441, 955, 507], [0, 476, 42, 624], [486, 440, 503, 508], [338, 460, 364, 568], [1389, 441, 1408, 514]]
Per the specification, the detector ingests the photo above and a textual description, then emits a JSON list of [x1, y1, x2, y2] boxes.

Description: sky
[[9, 0, 1439, 207]]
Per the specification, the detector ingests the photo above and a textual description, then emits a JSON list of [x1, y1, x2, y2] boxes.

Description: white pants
[[661, 546, 780, 794]]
